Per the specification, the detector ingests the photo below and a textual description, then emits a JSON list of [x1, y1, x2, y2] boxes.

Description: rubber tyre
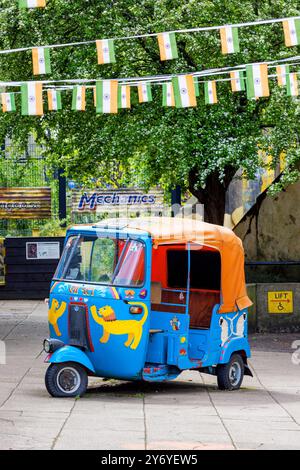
[[217, 354, 244, 391], [45, 362, 88, 398]]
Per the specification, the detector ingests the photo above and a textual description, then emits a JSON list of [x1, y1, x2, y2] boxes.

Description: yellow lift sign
[[268, 291, 293, 314]]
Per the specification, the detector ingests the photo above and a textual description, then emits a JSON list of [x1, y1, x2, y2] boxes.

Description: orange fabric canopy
[[95, 217, 253, 314]]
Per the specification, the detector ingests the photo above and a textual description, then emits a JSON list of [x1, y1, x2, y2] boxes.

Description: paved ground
[[0, 300, 300, 450]]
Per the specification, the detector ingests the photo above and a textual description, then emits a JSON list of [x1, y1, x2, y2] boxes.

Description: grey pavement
[[0, 300, 300, 450]]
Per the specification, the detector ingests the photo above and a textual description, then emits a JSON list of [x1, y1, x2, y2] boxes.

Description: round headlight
[[43, 339, 51, 353]]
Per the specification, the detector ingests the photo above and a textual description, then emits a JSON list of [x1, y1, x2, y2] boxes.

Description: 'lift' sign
[[268, 291, 293, 314]]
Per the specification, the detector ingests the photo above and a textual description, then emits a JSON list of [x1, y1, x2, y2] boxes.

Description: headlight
[[43, 338, 64, 353]]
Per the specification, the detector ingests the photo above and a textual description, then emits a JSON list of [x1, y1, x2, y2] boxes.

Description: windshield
[[54, 235, 145, 287]]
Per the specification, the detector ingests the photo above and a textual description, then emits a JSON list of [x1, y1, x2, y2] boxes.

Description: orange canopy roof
[[95, 217, 252, 314]]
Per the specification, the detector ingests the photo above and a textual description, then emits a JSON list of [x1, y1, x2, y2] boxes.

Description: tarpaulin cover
[[95, 217, 253, 314]]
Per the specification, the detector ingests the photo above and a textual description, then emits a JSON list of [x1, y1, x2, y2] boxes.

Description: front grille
[[69, 304, 92, 350]]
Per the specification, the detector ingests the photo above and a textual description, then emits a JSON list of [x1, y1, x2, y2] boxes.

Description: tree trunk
[[188, 167, 236, 226]]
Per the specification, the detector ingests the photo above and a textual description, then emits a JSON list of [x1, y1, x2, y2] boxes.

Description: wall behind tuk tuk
[[0, 237, 65, 300]]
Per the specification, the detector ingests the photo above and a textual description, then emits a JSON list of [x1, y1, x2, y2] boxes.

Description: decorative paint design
[[90, 302, 148, 350], [69, 285, 79, 294], [180, 336, 187, 344], [82, 286, 95, 296], [48, 299, 67, 336], [110, 286, 121, 299], [139, 289, 147, 299], [170, 316, 181, 331], [124, 289, 135, 299], [219, 312, 247, 346]]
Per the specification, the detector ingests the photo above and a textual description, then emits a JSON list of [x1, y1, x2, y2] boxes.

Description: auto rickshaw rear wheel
[[217, 354, 244, 391], [45, 362, 88, 398]]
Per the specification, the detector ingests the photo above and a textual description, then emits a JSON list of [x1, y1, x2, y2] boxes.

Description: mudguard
[[47, 345, 96, 373], [219, 337, 251, 365]]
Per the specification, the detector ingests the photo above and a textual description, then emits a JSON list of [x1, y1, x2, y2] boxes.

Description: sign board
[[0, 187, 51, 219], [26, 242, 60, 260], [0, 238, 5, 286], [267, 291, 293, 314]]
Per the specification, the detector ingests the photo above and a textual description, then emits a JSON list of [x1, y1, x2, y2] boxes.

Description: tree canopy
[[0, 0, 300, 223]]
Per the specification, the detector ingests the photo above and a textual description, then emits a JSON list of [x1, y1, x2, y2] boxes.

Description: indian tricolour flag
[[32, 47, 51, 75], [138, 82, 152, 103], [96, 80, 118, 114], [286, 72, 299, 96], [21, 82, 43, 116], [220, 26, 240, 54], [283, 18, 300, 47], [72, 86, 86, 111], [19, 0, 46, 7], [162, 83, 175, 107], [172, 75, 197, 108], [276, 65, 290, 86], [1, 93, 16, 112], [118, 85, 131, 109], [230, 70, 245, 92], [96, 39, 116, 64], [246, 64, 269, 99], [204, 81, 218, 104], [47, 89, 62, 111], [157, 32, 178, 61]]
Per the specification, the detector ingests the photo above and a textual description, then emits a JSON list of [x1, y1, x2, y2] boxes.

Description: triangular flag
[[118, 85, 131, 109], [138, 82, 152, 103], [96, 39, 116, 64], [157, 32, 178, 61], [162, 83, 175, 107], [19, 0, 46, 8], [230, 71, 245, 92], [72, 86, 86, 111], [47, 89, 62, 111], [246, 64, 269, 99], [1, 93, 16, 112], [276, 65, 290, 86], [172, 75, 197, 108], [220, 26, 240, 54], [96, 80, 118, 114], [32, 47, 51, 75], [204, 81, 218, 104], [21, 82, 43, 115], [283, 19, 300, 47], [286, 72, 299, 96]]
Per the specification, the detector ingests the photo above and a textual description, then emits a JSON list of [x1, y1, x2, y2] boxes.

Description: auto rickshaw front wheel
[[217, 354, 244, 391], [45, 362, 88, 398]]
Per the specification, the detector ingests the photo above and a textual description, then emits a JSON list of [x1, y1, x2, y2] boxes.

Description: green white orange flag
[[276, 65, 290, 86], [162, 83, 175, 107], [32, 47, 51, 75], [72, 86, 86, 111], [96, 80, 118, 113], [138, 82, 152, 103], [204, 81, 218, 104], [118, 85, 131, 109], [194, 78, 200, 97], [283, 19, 300, 47], [96, 39, 116, 65], [47, 89, 62, 111], [1, 93, 16, 112], [286, 72, 299, 96], [220, 26, 240, 54], [230, 70, 245, 92], [157, 32, 178, 61], [172, 75, 197, 108], [21, 82, 43, 115], [246, 64, 269, 99], [19, 0, 46, 7]]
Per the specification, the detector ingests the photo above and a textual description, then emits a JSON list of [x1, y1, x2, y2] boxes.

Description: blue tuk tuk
[[43, 217, 253, 397]]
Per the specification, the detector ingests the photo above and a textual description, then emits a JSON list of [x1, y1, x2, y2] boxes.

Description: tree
[[0, 0, 300, 224]]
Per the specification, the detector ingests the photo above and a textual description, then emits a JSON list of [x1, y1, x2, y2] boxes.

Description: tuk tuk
[[43, 217, 253, 397]]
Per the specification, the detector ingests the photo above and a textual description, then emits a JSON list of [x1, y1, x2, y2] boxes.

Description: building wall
[[234, 180, 300, 261]]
